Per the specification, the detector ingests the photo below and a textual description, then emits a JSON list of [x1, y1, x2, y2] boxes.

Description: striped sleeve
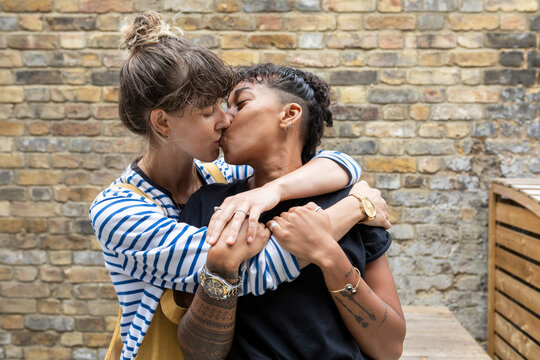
[[314, 150, 362, 186], [90, 188, 298, 295], [89, 189, 208, 294], [212, 157, 253, 183], [211, 151, 361, 186], [241, 236, 300, 296]]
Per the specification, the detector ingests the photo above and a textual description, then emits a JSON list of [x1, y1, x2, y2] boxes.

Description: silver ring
[[314, 206, 322, 213], [234, 209, 248, 216], [268, 221, 278, 231], [214, 206, 223, 212]]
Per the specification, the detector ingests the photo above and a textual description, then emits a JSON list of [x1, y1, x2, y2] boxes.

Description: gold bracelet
[[329, 267, 361, 295]]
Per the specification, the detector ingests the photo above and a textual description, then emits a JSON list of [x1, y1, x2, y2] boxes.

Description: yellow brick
[[18, 15, 44, 31], [0, 52, 22, 67], [16, 170, 63, 185], [12, 202, 60, 217], [85, 332, 112, 347], [419, 52, 450, 67], [377, 0, 403, 12], [0, 70, 13, 85], [65, 267, 112, 283], [4, 0, 53, 11], [51, 86, 101, 102], [103, 87, 119, 102], [451, 52, 498, 67], [418, 123, 444, 138], [447, 87, 499, 103], [411, 105, 430, 120], [24, 347, 71, 360], [418, 158, 441, 174], [364, 157, 416, 173], [486, 0, 538, 11], [222, 51, 259, 66], [325, 0, 374, 11], [379, 31, 403, 49], [0, 153, 24, 168], [339, 86, 366, 103], [446, 123, 470, 138], [27, 153, 50, 168], [216, 0, 242, 12], [448, 14, 498, 30], [260, 52, 288, 65], [337, 14, 363, 30], [500, 14, 526, 30], [1, 315, 23, 330], [220, 34, 244, 49], [60, 33, 86, 49], [61, 332, 84, 346], [0, 87, 24, 103], [0, 121, 25, 136]]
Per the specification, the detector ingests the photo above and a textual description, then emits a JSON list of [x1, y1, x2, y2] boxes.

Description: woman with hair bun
[[176, 64, 405, 360], [89, 10, 389, 359]]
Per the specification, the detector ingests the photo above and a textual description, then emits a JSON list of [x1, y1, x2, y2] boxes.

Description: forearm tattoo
[[332, 266, 389, 329], [178, 287, 237, 360]]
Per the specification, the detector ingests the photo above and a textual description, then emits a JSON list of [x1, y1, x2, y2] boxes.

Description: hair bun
[[121, 10, 182, 53]]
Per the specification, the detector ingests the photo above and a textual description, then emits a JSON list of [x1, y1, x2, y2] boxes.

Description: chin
[[197, 149, 220, 163]]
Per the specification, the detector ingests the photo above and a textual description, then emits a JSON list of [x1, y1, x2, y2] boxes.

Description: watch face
[[205, 278, 226, 297], [363, 199, 376, 218]]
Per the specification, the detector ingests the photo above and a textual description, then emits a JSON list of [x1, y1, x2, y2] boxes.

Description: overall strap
[[201, 162, 227, 184], [112, 183, 167, 215]]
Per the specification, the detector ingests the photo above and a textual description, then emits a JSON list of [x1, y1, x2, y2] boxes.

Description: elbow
[[369, 324, 406, 360]]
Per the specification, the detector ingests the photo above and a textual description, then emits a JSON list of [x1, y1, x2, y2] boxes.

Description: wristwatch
[[348, 193, 377, 223], [198, 264, 241, 300]]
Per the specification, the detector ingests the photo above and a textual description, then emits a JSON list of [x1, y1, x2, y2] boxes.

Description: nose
[[217, 105, 232, 129]]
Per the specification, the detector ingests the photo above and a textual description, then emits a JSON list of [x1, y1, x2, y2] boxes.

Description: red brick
[[7, 35, 57, 50], [257, 15, 281, 30], [51, 122, 101, 136]]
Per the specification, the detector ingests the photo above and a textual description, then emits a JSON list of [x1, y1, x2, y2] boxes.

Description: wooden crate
[[488, 178, 540, 359]]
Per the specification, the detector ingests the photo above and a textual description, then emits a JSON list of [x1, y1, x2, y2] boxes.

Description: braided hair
[[235, 64, 333, 164]]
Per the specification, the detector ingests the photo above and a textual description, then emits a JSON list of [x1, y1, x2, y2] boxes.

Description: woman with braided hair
[[176, 64, 405, 359]]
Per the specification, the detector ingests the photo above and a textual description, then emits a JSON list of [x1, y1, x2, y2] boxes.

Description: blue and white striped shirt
[[89, 151, 360, 360]]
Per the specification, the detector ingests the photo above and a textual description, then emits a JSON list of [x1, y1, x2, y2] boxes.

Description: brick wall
[[0, 0, 539, 358]]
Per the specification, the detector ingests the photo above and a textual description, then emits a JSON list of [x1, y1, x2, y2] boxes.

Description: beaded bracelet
[[329, 267, 361, 295]]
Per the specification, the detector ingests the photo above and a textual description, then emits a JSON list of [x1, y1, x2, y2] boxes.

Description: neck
[[139, 144, 200, 204], [248, 141, 303, 190]]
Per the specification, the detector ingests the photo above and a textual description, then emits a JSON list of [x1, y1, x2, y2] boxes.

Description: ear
[[149, 109, 170, 137], [279, 103, 302, 130]]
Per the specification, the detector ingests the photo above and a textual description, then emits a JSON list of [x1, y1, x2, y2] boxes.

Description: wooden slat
[[495, 292, 540, 343], [402, 306, 490, 359], [494, 269, 540, 315], [494, 313, 540, 359], [488, 188, 498, 356], [491, 182, 540, 216], [495, 247, 540, 288], [496, 202, 540, 236], [495, 225, 540, 262], [493, 334, 526, 360], [512, 184, 540, 189]]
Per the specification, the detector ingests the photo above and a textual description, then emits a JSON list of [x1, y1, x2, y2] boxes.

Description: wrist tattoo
[[178, 287, 237, 359]]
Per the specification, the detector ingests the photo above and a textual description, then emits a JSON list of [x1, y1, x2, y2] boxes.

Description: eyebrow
[[227, 86, 251, 107]]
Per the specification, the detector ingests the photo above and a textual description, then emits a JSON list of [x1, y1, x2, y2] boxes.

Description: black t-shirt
[[180, 180, 392, 360]]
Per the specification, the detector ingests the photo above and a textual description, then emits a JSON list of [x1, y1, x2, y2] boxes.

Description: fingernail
[[226, 236, 234, 244], [247, 236, 253, 243], [207, 236, 214, 243]]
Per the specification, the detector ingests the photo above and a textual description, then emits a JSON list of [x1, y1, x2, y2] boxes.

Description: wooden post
[[487, 184, 497, 357]]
